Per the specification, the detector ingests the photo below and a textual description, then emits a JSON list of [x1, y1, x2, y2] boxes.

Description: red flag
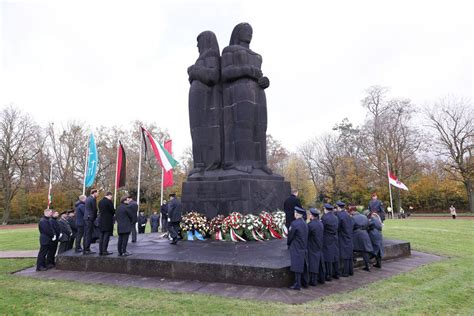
[[163, 140, 173, 188], [116, 141, 126, 188]]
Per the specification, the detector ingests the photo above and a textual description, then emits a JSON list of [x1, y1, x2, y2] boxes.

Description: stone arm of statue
[[221, 64, 263, 82], [188, 64, 220, 86]]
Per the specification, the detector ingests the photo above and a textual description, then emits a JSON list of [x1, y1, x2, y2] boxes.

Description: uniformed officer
[[367, 211, 384, 268], [335, 201, 355, 277], [116, 196, 134, 256], [66, 210, 77, 250], [36, 209, 55, 271], [307, 208, 325, 286], [287, 206, 309, 290], [167, 193, 182, 245], [150, 211, 160, 233], [368, 193, 385, 222], [57, 211, 73, 254], [350, 207, 373, 271], [321, 203, 339, 281], [138, 211, 147, 234]]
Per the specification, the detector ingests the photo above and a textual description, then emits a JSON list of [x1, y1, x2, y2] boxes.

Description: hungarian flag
[[163, 140, 174, 188], [116, 141, 126, 188], [141, 127, 178, 172], [388, 171, 409, 191]]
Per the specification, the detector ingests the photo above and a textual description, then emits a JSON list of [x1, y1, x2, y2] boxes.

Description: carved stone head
[[197, 31, 220, 55], [229, 23, 253, 46]]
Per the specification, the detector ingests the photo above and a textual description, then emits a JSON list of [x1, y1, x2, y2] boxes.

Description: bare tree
[[426, 96, 474, 211], [0, 106, 42, 224], [266, 134, 289, 175]]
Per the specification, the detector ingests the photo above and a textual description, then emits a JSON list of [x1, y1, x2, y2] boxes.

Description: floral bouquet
[[209, 215, 225, 240], [272, 209, 288, 238], [242, 214, 267, 241], [222, 212, 246, 242], [259, 211, 282, 239], [180, 211, 209, 240]]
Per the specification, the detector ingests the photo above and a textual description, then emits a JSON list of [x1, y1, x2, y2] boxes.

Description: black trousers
[[47, 241, 58, 266], [342, 259, 353, 276], [75, 225, 84, 251], [83, 219, 94, 251], [67, 234, 76, 250], [168, 221, 180, 240], [362, 252, 370, 269], [161, 215, 168, 232], [118, 233, 130, 254], [151, 225, 159, 233], [138, 225, 146, 234], [36, 244, 50, 269], [58, 241, 70, 254], [99, 231, 111, 254], [131, 224, 137, 242], [332, 260, 340, 278], [325, 261, 339, 280]]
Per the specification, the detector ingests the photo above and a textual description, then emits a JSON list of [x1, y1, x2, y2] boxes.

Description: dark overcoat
[[98, 197, 115, 232], [39, 216, 55, 246], [352, 213, 374, 253], [138, 214, 147, 227], [116, 203, 134, 234], [368, 215, 384, 257], [287, 218, 308, 273], [128, 201, 138, 224], [150, 214, 160, 231], [167, 198, 182, 223], [322, 211, 339, 263], [75, 200, 85, 227], [84, 196, 98, 221], [368, 199, 386, 221], [283, 194, 302, 228], [336, 210, 354, 259], [58, 218, 72, 242], [67, 216, 77, 235], [50, 218, 61, 239], [307, 219, 324, 273]]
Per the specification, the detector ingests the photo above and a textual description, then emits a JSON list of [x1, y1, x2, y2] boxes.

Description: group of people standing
[[285, 190, 384, 290]]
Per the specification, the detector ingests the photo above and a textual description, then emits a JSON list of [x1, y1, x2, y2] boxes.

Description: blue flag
[[85, 133, 98, 188]]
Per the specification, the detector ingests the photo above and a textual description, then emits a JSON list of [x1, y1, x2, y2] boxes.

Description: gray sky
[[1, 0, 473, 158]]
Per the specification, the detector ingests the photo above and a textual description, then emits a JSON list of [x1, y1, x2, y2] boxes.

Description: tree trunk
[[1, 199, 11, 225], [465, 180, 474, 212]]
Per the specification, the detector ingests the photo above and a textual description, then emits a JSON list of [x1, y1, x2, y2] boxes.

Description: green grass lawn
[[0, 219, 473, 315], [0, 228, 38, 251]]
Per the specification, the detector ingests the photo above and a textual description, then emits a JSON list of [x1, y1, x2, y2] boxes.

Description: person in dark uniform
[[307, 208, 325, 286], [66, 210, 77, 250], [368, 193, 385, 222], [83, 189, 99, 255], [321, 203, 339, 281], [167, 193, 182, 245], [283, 189, 303, 229], [47, 210, 61, 268], [350, 206, 373, 271], [74, 195, 86, 252], [98, 191, 115, 256], [138, 211, 147, 234], [128, 196, 138, 242], [367, 211, 384, 268], [160, 201, 168, 233], [116, 196, 134, 256], [287, 206, 309, 290], [335, 201, 355, 277], [58, 211, 73, 254], [36, 209, 55, 271], [150, 211, 160, 233]]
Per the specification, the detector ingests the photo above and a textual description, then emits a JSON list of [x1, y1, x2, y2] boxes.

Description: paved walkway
[[0, 250, 37, 258], [15, 251, 442, 304]]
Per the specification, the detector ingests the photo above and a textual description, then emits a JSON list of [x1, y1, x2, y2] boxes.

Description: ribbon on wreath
[[230, 228, 246, 242], [194, 231, 205, 240], [251, 230, 264, 241], [215, 230, 223, 241]]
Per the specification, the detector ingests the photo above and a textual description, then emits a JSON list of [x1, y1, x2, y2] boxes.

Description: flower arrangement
[[209, 215, 225, 240], [221, 212, 246, 242], [272, 210, 288, 238], [242, 214, 266, 241], [260, 211, 282, 239], [180, 211, 209, 240]]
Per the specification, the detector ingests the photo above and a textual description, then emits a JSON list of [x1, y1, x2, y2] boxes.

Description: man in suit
[[47, 210, 61, 268], [116, 195, 134, 256], [322, 203, 339, 281], [368, 193, 385, 222], [287, 206, 309, 290], [160, 201, 168, 232], [66, 210, 77, 250], [36, 209, 55, 271], [138, 211, 147, 234], [283, 189, 303, 229], [335, 201, 355, 277], [167, 193, 182, 245], [58, 211, 73, 254], [83, 189, 99, 255], [74, 195, 86, 253], [150, 211, 160, 233], [128, 196, 138, 242], [307, 208, 325, 286], [98, 191, 115, 256]]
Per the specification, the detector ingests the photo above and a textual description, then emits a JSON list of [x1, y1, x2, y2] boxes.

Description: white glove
[[52, 235, 56, 241], [167, 218, 170, 222], [141, 224, 145, 227], [59, 233, 63, 239]]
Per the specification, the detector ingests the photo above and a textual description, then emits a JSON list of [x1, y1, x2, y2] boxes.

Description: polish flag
[[388, 172, 409, 191]]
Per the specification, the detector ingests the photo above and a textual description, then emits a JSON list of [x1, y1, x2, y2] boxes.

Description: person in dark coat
[[58, 211, 73, 254], [160, 201, 168, 232], [287, 206, 309, 290], [321, 203, 339, 281], [47, 210, 61, 268], [128, 197, 138, 242], [167, 193, 182, 245], [98, 192, 115, 256], [350, 207, 373, 271], [74, 195, 86, 252], [66, 210, 77, 250], [83, 189, 99, 255], [368, 193, 385, 222], [150, 211, 160, 233], [138, 211, 147, 234], [283, 189, 303, 229], [335, 201, 355, 277], [36, 209, 54, 271], [307, 208, 325, 286], [116, 196, 134, 256], [368, 211, 384, 268]]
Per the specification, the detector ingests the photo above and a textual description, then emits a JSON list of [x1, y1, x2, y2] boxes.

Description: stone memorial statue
[[182, 23, 290, 217]]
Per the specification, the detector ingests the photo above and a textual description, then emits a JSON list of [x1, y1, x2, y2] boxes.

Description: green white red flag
[[141, 127, 178, 172]]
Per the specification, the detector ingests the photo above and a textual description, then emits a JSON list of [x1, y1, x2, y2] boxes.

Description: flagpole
[[114, 139, 120, 209], [137, 129, 143, 212], [386, 153, 394, 212], [82, 138, 89, 195], [47, 161, 53, 209]]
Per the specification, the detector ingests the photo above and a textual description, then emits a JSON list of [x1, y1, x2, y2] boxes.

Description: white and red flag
[[141, 127, 178, 172], [388, 171, 409, 191]]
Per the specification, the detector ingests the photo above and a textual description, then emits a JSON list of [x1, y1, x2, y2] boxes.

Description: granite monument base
[[181, 169, 291, 217], [56, 234, 411, 288]]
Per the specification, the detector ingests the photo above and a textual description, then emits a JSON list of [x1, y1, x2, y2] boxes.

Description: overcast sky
[[1, 0, 472, 158]]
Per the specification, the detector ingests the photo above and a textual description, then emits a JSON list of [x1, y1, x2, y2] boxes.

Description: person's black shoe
[[36, 267, 48, 272], [170, 238, 178, 245], [131, 240, 137, 243], [363, 267, 370, 272], [302, 284, 309, 289], [309, 282, 317, 287], [325, 277, 332, 282], [333, 275, 339, 280], [46, 264, 55, 269], [103, 251, 113, 256], [83, 250, 95, 255], [75, 248, 83, 253], [122, 252, 132, 256], [342, 274, 350, 277], [118, 253, 123, 256], [373, 263, 382, 268], [288, 284, 301, 291]]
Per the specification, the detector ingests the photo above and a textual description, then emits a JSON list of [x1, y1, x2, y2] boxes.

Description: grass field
[[0, 219, 473, 315]]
